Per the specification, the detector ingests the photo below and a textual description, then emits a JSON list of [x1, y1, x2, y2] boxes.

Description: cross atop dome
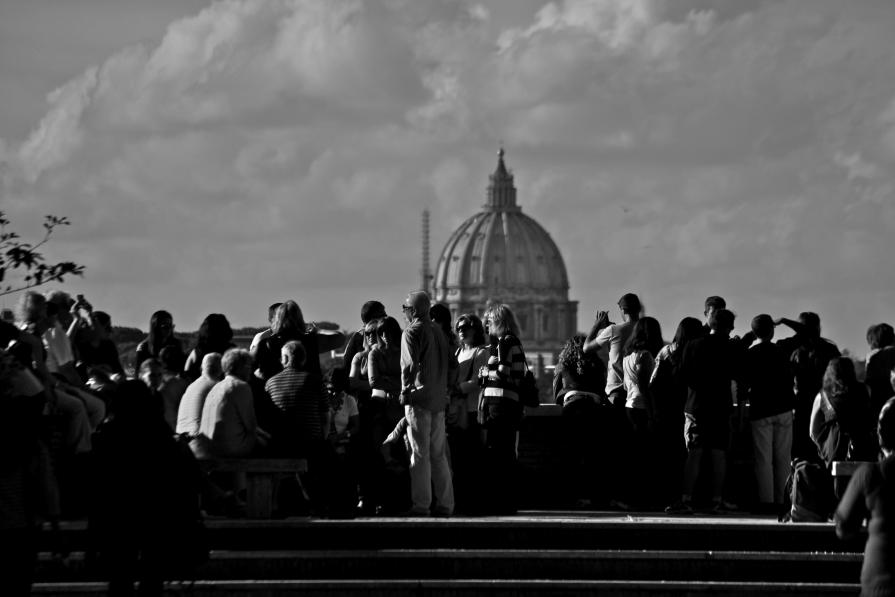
[[486, 146, 519, 211]]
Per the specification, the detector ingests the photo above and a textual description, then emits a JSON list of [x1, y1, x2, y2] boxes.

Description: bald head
[[201, 352, 223, 381]]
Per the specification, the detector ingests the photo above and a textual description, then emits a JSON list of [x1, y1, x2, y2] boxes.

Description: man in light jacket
[[400, 291, 456, 517]]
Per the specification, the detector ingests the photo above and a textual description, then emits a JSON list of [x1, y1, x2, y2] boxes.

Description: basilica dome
[[432, 149, 577, 354]]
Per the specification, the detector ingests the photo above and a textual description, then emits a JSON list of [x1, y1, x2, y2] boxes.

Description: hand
[[773, 317, 784, 326], [595, 310, 609, 324]]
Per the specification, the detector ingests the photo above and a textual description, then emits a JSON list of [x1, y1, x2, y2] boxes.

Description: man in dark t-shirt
[[668, 309, 742, 514], [743, 314, 795, 510]]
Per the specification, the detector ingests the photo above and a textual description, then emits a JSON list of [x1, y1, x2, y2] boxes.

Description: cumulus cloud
[[2, 0, 894, 352]]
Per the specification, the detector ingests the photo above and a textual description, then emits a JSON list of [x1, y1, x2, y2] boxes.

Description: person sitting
[[158, 346, 188, 431], [135, 310, 184, 372], [265, 341, 330, 514], [184, 314, 235, 382], [73, 308, 124, 377], [835, 396, 895, 597], [176, 353, 224, 438], [264, 341, 329, 458], [195, 348, 267, 459]]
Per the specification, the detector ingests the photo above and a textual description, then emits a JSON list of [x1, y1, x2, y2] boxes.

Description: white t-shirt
[[329, 392, 359, 435], [595, 321, 635, 398], [622, 349, 655, 410], [43, 322, 74, 372]]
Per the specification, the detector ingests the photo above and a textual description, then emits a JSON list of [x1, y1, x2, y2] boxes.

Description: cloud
[[2, 0, 895, 353]]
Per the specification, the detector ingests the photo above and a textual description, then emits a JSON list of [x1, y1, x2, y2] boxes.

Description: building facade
[[432, 149, 577, 356]]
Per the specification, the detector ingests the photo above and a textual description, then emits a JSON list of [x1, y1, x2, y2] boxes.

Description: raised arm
[[583, 310, 612, 354]]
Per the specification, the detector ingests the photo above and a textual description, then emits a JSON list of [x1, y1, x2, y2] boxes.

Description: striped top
[[482, 334, 526, 401], [265, 368, 327, 443]]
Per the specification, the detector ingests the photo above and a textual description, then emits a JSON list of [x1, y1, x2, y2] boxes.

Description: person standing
[[669, 308, 742, 514], [775, 312, 841, 460], [742, 314, 794, 513], [583, 292, 642, 509], [478, 303, 529, 515], [399, 291, 455, 517], [622, 316, 665, 509], [835, 397, 895, 597]]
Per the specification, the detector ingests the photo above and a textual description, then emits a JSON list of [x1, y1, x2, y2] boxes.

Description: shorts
[[684, 412, 730, 451]]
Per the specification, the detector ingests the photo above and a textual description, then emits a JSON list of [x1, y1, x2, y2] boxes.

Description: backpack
[[780, 458, 835, 522]]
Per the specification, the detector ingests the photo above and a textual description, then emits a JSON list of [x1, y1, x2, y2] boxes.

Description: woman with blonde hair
[[478, 302, 528, 515]]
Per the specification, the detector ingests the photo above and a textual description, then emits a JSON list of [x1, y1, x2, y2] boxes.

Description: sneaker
[[664, 500, 694, 515], [711, 499, 739, 514]]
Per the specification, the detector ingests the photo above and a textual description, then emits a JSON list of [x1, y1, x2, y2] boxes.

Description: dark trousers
[[447, 416, 485, 514], [481, 403, 520, 514], [0, 527, 35, 597], [626, 407, 654, 508], [604, 394, 634, 504], [560, 398, 601, 504], [357, 399, 404, 511]]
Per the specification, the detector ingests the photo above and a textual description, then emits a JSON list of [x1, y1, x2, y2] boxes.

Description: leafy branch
[[0, 211, 85, 296]]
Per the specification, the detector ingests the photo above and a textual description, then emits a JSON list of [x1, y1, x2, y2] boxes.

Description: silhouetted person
[[742, 314, 794, 512], [184, 314, 234, 382], [553, 335, 607, 508], [671, 309, 742, 514], [135, 310, 183, 372], [776, 312, 841, 460], [702, 296, 726, 335], [622, 316, 665, 508], [810, 357, 878, 472], [836, 396, 895, 597], [89, 380, 205, 597], [653, 317, 704, 511], [583, 292, 642, 509], [865, 323, 895, 421]]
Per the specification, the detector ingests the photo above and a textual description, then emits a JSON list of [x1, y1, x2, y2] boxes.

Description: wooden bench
[[198, 458, 308, 519], [831, 461, 874, 498]]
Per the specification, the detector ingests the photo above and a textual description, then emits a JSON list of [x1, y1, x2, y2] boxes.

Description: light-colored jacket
[[400, 316, 457, 412]]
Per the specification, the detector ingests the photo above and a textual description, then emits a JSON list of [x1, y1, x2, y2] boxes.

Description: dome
[[434, 209, 569, 298], [432, 149, 577, 353]]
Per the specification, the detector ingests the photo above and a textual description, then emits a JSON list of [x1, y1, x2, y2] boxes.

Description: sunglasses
[[401, 304, 412, 311], [364, 330, 375, 337], [456, 324, 471, 332]]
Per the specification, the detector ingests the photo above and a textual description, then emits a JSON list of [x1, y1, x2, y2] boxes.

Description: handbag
[[518, 367, 540, 408]]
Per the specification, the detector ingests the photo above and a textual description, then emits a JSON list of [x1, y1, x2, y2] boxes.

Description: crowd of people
[[1, 288, 894, 595]]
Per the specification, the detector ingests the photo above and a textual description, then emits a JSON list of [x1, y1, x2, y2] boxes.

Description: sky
[[1, 0, 894, 354]]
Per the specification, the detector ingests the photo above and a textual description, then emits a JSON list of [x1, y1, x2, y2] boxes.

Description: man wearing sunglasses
[[399, 291, 456, 517]]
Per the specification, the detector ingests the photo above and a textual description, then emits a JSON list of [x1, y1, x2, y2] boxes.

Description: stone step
[[41, 515, 866, 554], [31, 579, 861, 597], [35, 549, 863, 583]]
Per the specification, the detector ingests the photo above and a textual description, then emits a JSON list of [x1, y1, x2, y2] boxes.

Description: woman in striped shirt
[[478, 303, 527, 515]]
